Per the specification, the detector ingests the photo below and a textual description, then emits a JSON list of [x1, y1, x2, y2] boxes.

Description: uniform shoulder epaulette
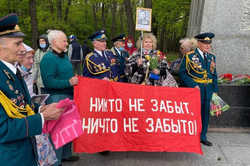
[[186, 50, 195, 55], [86, 52, 93, 59], [85, 52, 110, 75], [110, 48, 116, 55]]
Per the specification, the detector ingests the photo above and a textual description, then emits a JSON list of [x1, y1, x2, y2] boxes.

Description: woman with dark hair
[[33, 34, 50, 94]]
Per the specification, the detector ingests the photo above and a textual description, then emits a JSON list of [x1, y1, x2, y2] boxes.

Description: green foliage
[[0, 0, 191, 51], [153, 0, 191, 51]]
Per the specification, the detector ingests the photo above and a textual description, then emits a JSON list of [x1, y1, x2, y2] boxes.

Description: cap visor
[[0, 31, 26, 38], [95, 38, 107, 42], [198, 39, 212, 44]]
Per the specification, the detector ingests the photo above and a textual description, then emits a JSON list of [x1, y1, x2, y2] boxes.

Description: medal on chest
[[191, 54, 202, 69]]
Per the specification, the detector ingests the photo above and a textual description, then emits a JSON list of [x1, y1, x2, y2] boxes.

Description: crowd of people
[[0, 13, 218, 166]]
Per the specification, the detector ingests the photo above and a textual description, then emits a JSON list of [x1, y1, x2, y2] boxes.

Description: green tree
[[0, 0, 191, 52]]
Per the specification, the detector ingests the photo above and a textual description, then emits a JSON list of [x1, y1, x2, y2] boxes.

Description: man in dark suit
[[179, 32, 218, 146], [68, 34, 83, 75], [0, 13, 63, 166]]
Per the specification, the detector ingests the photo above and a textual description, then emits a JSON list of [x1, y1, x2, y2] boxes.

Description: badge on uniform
[[11, 98, 17, 104], [6, 80, 14, 91], [110, 58, 116, 65], [101, 63, 106, 70], [93, 66, 99, 72], [3, 70, 14, 81], [191, 54, 201, 69]]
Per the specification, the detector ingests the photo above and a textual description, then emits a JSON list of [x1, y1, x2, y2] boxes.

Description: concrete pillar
[[186, 0, 205, 37]]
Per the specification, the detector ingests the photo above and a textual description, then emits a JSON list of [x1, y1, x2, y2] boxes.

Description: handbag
[[35, 133, 57, 166]]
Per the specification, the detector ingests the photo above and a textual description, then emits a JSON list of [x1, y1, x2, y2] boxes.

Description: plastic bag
[[35, 133, 57, 166], [43, 98, 83, 149], [210, 93, 230, 116]]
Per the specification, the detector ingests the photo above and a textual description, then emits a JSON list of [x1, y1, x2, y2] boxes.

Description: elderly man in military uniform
[[0, 13, 64, 166], [111, 34, 129, 82], [82, 30, 119, 81], [179, 32, 218, 146]]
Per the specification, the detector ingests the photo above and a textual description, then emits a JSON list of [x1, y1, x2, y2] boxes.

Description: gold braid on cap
[[0, 25, 21, 36], [204, 37, 210, 41]]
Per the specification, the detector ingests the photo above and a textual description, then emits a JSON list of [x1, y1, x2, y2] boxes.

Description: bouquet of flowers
[[218, 73, 232, 84], [210, 93, 230, 116], [145, 51, 166, 70], [231, 74, 250, 85], [218, 73, 250, 85]]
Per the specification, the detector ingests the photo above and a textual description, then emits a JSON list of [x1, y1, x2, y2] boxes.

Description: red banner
[[74, 77, 202, 154]]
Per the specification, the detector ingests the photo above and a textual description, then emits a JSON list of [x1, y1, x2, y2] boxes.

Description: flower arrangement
[[210, 93, 230, 116], [146, 51, 166, 70], [218, 73, 250, 85]]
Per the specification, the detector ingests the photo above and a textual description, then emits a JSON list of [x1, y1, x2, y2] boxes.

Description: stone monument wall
[[188, 0, 250, 74]]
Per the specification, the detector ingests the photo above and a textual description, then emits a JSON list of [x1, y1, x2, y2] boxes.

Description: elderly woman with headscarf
[[124, 37, 137, 56], [125, 33, 177, 87], [17, 43, 36, 97]]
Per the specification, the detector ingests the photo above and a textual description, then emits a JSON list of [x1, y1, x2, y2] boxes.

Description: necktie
[[204, 53, 208, 68], [16, 68, 22, 80], [102, 51, 108, 61]]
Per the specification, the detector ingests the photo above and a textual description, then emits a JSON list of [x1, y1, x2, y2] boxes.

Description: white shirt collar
[[1, 60, 17, 74], [197, 48, 205, 59], [94, 49, 102, 56], [115, 47, 121, 55]]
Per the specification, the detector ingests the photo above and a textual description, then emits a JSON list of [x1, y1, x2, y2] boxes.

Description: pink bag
[[43, 98, 83, 149]]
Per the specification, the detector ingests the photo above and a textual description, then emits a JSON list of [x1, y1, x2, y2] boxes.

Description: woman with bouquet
[[125, 33, 177, 87]]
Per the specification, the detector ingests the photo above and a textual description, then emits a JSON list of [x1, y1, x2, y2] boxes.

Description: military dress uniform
[[179, 32, 218, 146], [0, 14, 42, 166], [82, 30, 119, 81], [111, 34, 129, 82]]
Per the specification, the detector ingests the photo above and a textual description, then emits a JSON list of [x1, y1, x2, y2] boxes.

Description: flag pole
[[140, 30, 143, 59]]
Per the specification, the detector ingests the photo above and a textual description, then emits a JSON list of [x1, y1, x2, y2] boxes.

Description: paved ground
[[64, 130, 250, 166]]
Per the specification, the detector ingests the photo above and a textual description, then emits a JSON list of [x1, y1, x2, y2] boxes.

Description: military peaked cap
[[111, 34, 126, 43], [88, 30, 107, 41], [0, 13, 25, 38], [195, 32, 214, 44]]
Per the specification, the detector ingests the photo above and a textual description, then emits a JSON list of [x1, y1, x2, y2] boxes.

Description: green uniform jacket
[[179, 48, 218, 141], [0, 61, 42, 166]]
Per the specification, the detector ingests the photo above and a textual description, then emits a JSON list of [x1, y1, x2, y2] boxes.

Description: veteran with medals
[[0, 14, 63, 166], [82, 30, 119, 81], [179, 32, 218, 146], [111, 34, 129, 82]]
